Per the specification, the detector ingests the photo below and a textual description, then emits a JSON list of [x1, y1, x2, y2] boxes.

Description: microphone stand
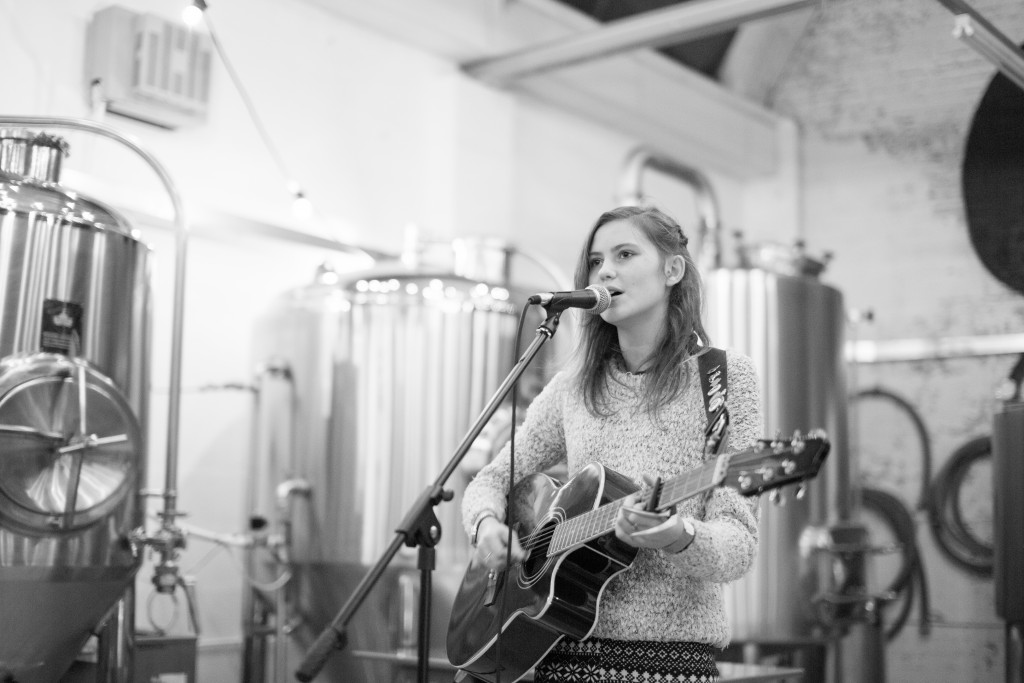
[[295, 308, 564, 682]]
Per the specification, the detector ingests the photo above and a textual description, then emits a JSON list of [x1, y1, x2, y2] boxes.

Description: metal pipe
[[618, 146, 722, 269], [846, 332, 1024, 364], [0, 115, 188, 556], [274, 478, 311, 683], [935, 0, 1024, 92], [463, 0, 817, 86], [952, 14, 1024, 92]]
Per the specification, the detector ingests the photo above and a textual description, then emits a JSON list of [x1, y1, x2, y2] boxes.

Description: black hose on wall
[[852, 388, 934, 639], [853, 386, 998, 642], [853, 388, 934, 512], [927, 355, 1023, 577], [860, 486, 930, 641], [929, 435, 994, 577]]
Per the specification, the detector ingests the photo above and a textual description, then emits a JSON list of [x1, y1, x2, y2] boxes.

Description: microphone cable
[[492, 302, 535, 683]]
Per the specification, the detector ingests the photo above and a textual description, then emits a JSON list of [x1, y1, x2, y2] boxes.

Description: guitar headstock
[[722, 430, 830, 499]]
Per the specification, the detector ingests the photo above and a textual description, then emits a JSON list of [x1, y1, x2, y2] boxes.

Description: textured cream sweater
[[461, 349, 763, 648]]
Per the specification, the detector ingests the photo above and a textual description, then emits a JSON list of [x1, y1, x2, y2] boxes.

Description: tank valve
[[149, 522, 188, 594], [152, 558, 182, 594]]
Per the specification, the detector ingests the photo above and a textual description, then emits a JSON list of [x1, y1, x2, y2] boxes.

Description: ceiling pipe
[[618, 146, 723, 269], [463, 0, 817, 86], [935, 0, 1024, 92]]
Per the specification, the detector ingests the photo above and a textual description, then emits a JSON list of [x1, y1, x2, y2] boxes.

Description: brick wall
[[771, 0, 1024, 680]]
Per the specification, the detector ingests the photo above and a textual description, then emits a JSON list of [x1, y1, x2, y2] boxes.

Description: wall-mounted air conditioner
[[85, 5, 213, 129]]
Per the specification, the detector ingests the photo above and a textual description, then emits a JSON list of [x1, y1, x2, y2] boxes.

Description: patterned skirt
[[532, 637, 719, 683]]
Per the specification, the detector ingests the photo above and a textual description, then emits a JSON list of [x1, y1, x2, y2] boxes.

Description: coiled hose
[[852, 388, 933, 640], [931, 355, 1024, 576], [929, 435, 994, 577], [860, 486, 930, 641]]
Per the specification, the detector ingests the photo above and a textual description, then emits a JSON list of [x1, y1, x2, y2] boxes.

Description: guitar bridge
[[483, 569, 499, 607]]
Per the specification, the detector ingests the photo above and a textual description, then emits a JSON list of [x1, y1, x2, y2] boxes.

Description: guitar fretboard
[[547, 459, 724, 556]]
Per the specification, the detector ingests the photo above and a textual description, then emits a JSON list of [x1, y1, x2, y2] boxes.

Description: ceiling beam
[[463, 0, 817, 86], [295, 0, 794, 177]]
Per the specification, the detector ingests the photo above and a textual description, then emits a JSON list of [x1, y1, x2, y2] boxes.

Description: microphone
[[527, 285, 612, 314]]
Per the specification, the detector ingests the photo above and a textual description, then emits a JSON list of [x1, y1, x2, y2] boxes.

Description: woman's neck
[[617, 333, 657, 373], [614, 308, 668, 373]]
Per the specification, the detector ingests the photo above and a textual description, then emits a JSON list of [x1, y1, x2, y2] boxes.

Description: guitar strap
[[697, 347, 729, 456]]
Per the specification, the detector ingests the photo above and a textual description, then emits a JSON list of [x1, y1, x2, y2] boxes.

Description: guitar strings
[[510, 438, 818, 557], [518, 448, 755, 552], [516, 466, 711, 554]]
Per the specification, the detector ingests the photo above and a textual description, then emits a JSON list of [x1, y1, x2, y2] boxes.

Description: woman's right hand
[[475, 516, 526, 569]]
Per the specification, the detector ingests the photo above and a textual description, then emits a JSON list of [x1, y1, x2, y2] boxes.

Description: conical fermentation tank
[[0, 130, 151, 683], [250, 248, 564, 681], [706, 242, 851, 642]]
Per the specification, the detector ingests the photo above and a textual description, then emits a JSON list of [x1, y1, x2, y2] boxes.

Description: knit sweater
[[461, 349, 763, 648]]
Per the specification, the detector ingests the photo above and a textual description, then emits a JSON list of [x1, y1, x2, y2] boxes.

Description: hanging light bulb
[[290, 182, 314, 219], [182, 0, 207, 27]]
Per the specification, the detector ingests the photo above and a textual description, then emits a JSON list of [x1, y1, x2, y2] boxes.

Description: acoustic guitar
[[446, 431, 830, 683]]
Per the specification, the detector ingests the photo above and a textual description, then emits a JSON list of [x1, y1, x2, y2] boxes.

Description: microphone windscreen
[[586, 285, 611, 314]]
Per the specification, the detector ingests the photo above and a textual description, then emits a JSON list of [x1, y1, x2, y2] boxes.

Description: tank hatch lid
[[0, 129, 70, 183]]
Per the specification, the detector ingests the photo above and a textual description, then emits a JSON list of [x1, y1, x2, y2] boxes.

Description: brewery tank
[[706, 243, 851, 641], [617, 147, 850, 644], [0, 130, 151, 682], [250, 243, 565, 681]]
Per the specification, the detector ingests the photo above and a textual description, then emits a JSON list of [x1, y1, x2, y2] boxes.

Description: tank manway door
[[0, 355, 142, 533]]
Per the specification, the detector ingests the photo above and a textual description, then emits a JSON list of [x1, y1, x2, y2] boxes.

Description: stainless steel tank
[[0, 130, 151, 683], [706, 244, 850, 642], [250, 246, 563, 681]]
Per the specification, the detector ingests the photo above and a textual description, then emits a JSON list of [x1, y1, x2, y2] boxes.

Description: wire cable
[[493, 303, 534, 683], [197, 4, 342, 232], [201, 12, 295, 194]]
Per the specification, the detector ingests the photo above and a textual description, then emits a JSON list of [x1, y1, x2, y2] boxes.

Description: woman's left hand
[[614, 491, 682, 549]]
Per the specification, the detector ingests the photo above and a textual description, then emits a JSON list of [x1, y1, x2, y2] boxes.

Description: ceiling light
[[182, 0, 207, 28]]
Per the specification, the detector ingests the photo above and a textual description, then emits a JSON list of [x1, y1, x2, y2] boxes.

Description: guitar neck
[[548, 456, 728, 556]]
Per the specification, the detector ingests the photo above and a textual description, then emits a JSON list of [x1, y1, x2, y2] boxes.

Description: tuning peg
[[790, 430, 805, 453], [795, 483, 807, 500]]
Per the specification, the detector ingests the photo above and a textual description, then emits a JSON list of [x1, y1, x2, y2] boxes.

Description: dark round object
[[962, 59, 1024, 294]]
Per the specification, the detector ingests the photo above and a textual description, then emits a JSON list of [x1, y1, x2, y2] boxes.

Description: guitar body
[[447, 463, 640, 682], [446, 433, 831, 682]]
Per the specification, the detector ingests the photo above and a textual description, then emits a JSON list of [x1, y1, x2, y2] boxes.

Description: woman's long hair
[[571, 206, 710, 417]]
